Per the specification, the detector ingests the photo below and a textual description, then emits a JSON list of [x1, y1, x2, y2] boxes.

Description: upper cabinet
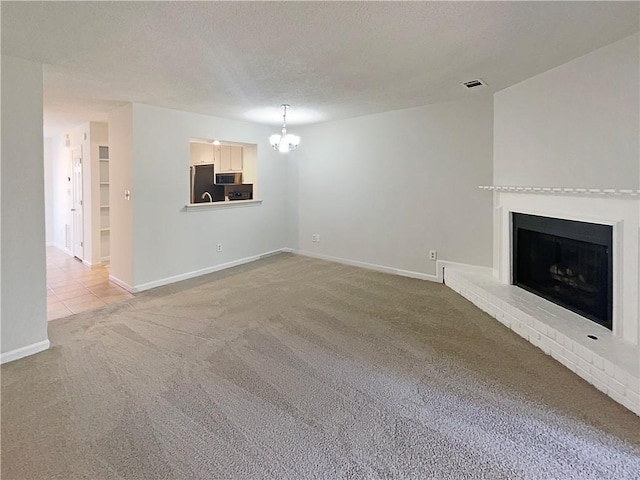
[[230, 146, 243, 171], [219, 146, 231, 171], [190, 142, 243, 171], [218, 145, 243, 172], [190, 143, 214, 165]]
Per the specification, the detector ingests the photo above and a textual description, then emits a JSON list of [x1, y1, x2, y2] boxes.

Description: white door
[[71, 147, 84, 259]]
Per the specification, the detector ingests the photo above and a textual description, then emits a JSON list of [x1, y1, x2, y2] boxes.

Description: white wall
[[285, 153, 299, 251], [0, 55, 49, 360], [294, 96, 494, 276], [43, 137, 54, 245], [108, 105, 134, 288], [491, 33, 640, 345], [494, 33, 639, 189], [128, 104, 289, 288]]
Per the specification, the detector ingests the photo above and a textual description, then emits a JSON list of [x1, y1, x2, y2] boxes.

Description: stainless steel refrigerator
[[190, 164, 215, 203]]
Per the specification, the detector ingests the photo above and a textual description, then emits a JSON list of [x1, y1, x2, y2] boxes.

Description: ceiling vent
[[462, 79, 487, 89]]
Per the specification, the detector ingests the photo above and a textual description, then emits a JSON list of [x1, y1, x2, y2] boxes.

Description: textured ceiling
[[2, 1, 639, 136]]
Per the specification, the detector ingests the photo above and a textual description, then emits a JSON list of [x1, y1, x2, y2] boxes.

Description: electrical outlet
[[316, 234, 320, 243], [312, 234, 321, 243], [217, 243, 223, 252], [429, 250, 437, 261]]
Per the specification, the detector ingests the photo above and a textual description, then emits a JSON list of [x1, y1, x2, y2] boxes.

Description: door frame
[[71, 146, 84, 260]]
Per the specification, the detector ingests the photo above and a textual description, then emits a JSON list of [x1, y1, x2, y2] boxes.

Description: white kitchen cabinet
[[230, 146, 243, 171], [192, 142, 243, 172], [219, 146, 232, 172], [218, 145, 243, 172], [190, 143, 214, 165]]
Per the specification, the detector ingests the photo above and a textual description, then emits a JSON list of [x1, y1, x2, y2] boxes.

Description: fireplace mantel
[[479, 185, 640, 196]]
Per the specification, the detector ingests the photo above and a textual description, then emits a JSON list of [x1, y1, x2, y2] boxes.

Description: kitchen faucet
[[201, 192, 213, 202]]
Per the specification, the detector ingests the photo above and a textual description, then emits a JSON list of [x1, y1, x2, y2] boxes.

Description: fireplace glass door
[[512, 213, 613, 330]]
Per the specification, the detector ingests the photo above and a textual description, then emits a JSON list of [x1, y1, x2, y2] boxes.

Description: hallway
[[46, 247, 133, 320]]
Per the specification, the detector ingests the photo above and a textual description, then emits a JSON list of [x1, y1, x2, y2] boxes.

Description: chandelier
[[269, 104, 300, 153]]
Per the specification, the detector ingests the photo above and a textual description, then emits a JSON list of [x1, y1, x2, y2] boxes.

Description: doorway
[[46, 245, 132, 320]]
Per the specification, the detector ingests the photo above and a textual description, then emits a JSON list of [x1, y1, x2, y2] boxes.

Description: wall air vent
[[462, 79, 487, 89]]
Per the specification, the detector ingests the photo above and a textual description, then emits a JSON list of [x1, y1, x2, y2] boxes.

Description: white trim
[[114, 246, 489, 298], [121, 247, 489, 293], [82, 259, 102, 268], [438, 260, 493, 282], [108, 274, 133, 293], [185, 199, 263, 210], [293, 249, 441, 282], [293, 250, 492, 284], [480, 185, 640, 197], [131, 248, 289, 293], [1, 339, 50, 364]]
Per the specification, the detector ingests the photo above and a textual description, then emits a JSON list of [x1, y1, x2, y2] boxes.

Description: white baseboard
[[108, 274, 134, 293], [293, 249, 442, 282], [82, 259, 102, 268], [109, 247, 489, 295], [437, 260, 494, 283], [130, 248, 291, 293], [1, 339, 50, 365]]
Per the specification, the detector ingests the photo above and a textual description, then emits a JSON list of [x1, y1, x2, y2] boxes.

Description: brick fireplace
[[445, 187, 640, 415]]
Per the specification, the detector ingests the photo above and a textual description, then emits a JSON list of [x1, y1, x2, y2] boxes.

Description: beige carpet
[[2, 254, 639, 479]]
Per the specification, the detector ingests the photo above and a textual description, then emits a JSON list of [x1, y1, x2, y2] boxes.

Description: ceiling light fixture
[[269, 104, 300, 153]]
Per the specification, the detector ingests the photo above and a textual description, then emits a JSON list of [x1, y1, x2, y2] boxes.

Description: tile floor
[[46, 246, 134, 321]]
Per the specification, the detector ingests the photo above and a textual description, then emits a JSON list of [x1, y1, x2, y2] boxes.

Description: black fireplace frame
[[512, 213, 613, 330]]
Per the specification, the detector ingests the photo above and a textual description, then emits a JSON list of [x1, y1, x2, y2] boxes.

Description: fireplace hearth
[[463, 189, 640, 414], [512, 213, 613, 330]]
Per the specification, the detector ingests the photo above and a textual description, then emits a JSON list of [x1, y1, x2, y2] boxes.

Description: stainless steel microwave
[[216, 172, 242, 184]]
